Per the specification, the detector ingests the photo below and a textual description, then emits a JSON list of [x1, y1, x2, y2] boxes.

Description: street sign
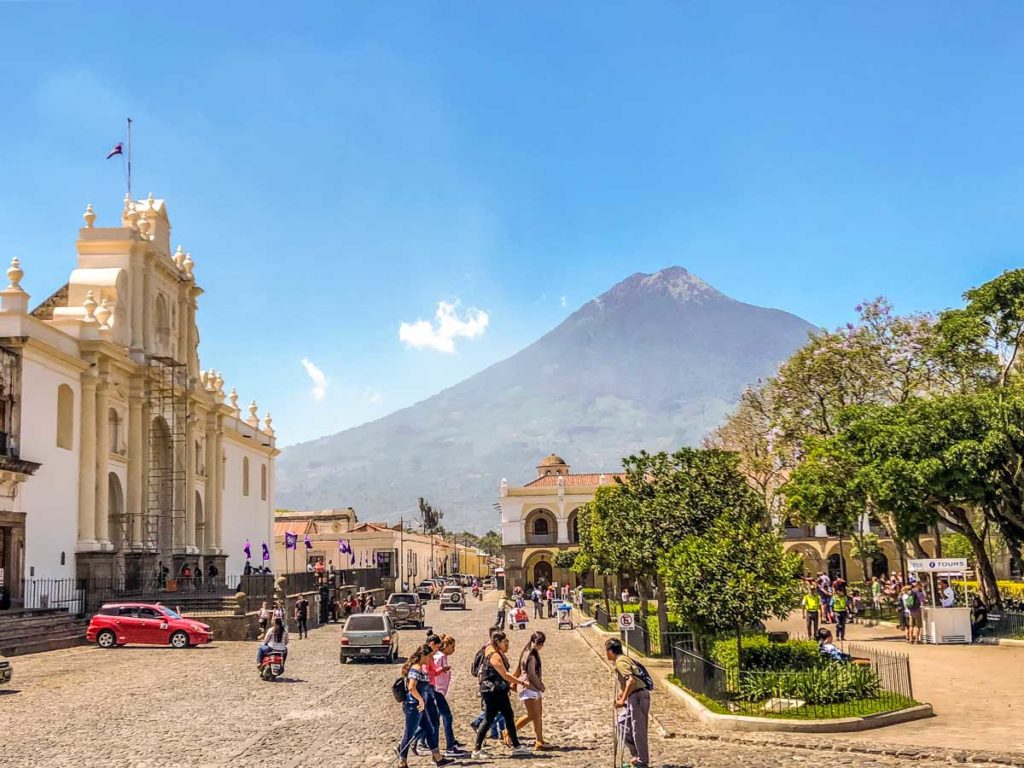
[[908, 558, 968, 573], [617, 613, 635, 630]]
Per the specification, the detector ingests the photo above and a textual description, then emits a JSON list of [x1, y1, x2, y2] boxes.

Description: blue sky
[[2, 3, 1023, 445]]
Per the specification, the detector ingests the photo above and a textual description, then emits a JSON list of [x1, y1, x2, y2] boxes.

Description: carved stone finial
[[200, 370, 210, 389], [83, 203, 96, 228], [83, 290, 97, 320], [214, 371, 224, 394], [137, 214, 151, 239], [95, 297, 112, 329], [499, 478, 509, 497], [183, 252, 194, 278], [147, 192, 156, 211], [247, 400, 259, 426], [229, 387, 239, 411], [263, 412, 274, 435], [7, 258, 23, 291], [174, 245, 186, 270]]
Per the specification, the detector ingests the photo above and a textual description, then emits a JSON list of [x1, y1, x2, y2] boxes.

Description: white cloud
[[300, 358, 328, 401], [399, 300, 490, 353], [560, 296, 567, 307]]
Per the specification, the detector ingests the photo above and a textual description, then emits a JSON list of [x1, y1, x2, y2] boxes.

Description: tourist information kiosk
[[908, 558, 971, 644]]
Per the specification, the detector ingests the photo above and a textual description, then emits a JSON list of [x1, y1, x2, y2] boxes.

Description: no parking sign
[[617, 613, 635, 631]]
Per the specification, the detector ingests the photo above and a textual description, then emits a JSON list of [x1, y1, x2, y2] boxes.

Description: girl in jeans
[[395, 645, 453, 768], [473, 632, 531, 758]]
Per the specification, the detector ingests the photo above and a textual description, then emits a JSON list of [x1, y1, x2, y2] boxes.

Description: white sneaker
[[471, 750, 490, 759], [511, 747, 532, 757]]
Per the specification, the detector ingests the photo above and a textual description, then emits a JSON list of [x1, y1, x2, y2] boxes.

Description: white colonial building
[[0, 193, 277, 605], [498, 454, 623, 591]]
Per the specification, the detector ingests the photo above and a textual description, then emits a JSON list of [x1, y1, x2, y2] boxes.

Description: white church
[[0, 193, 277, 606]]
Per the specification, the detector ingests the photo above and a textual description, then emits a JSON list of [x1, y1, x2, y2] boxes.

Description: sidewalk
[[766, 612, 1024, 753]]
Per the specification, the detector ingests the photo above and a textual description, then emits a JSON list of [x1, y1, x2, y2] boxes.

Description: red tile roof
[[524, 473, 625, 488]]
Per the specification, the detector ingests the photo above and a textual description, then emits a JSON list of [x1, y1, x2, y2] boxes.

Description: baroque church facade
[[0, 194, 277, 605]]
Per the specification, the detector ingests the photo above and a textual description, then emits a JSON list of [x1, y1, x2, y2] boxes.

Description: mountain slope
[[276, 267, 816, 530]]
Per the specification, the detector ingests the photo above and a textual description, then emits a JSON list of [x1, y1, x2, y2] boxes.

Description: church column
[[130, 249, 145, 356], [127, 381, 144, 546], [141, 254, 152, 351], [184, 410, 196, 550], [95, 378, 111, 549], [556, 516, 569, 545], [77, 373, 97, 549], [213, 426, 224, 551], [205, 416, 218, 553], [177, 289, 189, 365]]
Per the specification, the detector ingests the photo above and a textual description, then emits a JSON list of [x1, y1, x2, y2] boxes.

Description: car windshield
[[346, 616, 386, 631], [442, 587, 458, 593], [389, 594, 416, 604]]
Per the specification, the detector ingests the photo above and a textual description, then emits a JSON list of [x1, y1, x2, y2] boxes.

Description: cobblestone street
[[0, 599, 994, 768]]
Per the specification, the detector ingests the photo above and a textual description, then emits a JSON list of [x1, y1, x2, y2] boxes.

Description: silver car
[[340, 614, 399, 663], [384, 592, 425, 629], [439, 585, 467, 611]]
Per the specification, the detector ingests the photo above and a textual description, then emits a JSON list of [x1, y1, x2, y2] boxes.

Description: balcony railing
[[526, 533, 556, 545]]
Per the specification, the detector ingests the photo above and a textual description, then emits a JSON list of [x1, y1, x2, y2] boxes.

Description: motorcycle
[[259, 651, 285, 681]]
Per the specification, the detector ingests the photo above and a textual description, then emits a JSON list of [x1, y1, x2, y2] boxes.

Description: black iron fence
[[671, 641, 915, 719], [621, 621, 695, 657], [984, 609, 1024, 640]]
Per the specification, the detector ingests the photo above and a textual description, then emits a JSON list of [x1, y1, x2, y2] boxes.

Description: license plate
[[360, 648, 371, 655]]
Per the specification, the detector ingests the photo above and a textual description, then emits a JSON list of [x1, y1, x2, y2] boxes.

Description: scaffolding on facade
[[117, 355, 188, 590]]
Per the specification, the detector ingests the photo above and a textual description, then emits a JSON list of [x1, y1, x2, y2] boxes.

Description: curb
[[658, 668, 935, 733]]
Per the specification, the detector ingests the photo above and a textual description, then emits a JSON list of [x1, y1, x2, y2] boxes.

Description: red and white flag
[[106, 142, 123, 160]]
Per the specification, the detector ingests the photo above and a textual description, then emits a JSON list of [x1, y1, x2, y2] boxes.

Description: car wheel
[[96, 629, 117, 649], [169, 631, 190, 649]]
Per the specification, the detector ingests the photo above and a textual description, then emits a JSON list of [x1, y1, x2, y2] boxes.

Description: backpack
[[391, 676, 406, 703], [624, 656, 655, 691], [470, 645, 487, 678], [906, 591, 920, 610]]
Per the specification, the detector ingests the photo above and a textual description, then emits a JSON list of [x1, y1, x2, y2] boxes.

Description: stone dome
[[538, 454, 567, 467]]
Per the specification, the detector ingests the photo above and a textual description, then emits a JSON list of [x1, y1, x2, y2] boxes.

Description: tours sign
[[908, 558, 968, 573]]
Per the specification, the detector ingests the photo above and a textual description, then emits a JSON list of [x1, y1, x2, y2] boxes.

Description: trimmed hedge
[[709, 635, 820, 672], [737, 663, 882, 705], [581, 588, 603, 600]]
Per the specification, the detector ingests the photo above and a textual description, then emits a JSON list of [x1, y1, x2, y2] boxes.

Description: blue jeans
[[470, 709, 505, 739], [435, 691, 456, 749], [402, 688, 438, 759]]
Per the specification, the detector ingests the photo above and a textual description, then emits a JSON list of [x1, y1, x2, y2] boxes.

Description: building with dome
[[498, 454, 623, 591], [0, 194, 277, 607]]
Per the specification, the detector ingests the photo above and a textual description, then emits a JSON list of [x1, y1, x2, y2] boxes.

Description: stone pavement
[[766, 612, 1024, 754], [0, 598, 1011, 768]]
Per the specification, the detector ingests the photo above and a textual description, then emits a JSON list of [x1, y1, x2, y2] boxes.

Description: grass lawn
[[667, 676, 920, 720]]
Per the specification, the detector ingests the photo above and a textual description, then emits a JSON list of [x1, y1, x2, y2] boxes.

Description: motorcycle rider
[[257, 617, 289, 670]]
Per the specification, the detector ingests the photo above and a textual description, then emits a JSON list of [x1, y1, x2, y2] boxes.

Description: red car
[[86, 603, 213, 649]]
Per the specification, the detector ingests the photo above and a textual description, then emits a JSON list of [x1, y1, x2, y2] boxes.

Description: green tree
[[417, 497, 443, 533], [660, 510, 800, 662], [575, 448, 768, 636], [849, 533, 883, 580], [476, 530, 503, 557]]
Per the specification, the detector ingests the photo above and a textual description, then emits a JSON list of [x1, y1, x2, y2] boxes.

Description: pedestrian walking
[[258, 601, 270, 635], [545, 586, 555, 618], [871, 576, 883, 614], [495, 592, 509, 630], [801, 584, 820, 639], [901, 584, 923, 643], [606, 638, 651, 768], [182, 564, 192, 592], [294, 595, 310, 639], [832, 586, 848, 641], [416, 635, 468, 757], [395, 644, 454, 768], [470, 627, 507, 743], [514, 631, 550, 750], [531, 587, 543, 619], [367, 593, 376, 612], [472, 631, 531, 758], [358, 591, 367, 614]]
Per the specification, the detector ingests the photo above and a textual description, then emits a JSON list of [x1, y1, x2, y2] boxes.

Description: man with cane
[[605, 638, 651, 768]]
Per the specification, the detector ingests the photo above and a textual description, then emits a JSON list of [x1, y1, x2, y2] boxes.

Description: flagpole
[[126, 117, 133, 199]]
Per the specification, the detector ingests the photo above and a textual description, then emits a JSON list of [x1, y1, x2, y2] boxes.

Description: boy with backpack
[[901, 583, 923, 643], [605, 638, 653, 768]]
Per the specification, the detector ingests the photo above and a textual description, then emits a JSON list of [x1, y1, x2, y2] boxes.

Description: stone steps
[[0, 609, 89, 656]]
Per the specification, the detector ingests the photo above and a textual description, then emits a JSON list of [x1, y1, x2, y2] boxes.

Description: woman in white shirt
[[257, 617, 289, 668]]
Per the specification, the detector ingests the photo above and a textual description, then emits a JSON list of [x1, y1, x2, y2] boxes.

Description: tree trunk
[[932, 522, 943, 558], [908, 536, 928, 558], [735, 623, 744, 672], [655, 571, 670, 644], [636, 575, 649, 628], [944, 506, 1000, 606], [838, 532, 847, 580]]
